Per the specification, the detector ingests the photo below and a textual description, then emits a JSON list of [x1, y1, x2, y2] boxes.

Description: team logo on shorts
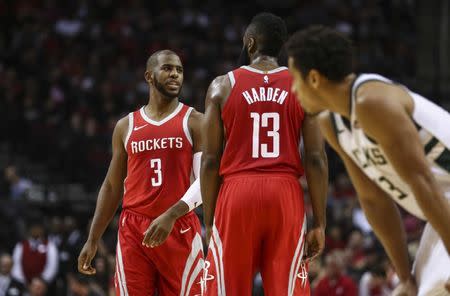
[[180, 234, 204, 296], [297, 263, 308, 288], [198, 260, 215, 295]]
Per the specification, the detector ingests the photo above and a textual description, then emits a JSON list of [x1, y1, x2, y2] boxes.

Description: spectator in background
[[314, 251, 358, 296], [91, 256, 112, 295], [352, 204, 373, 235], [26, 277, 47, 296], [359, 261, 393, 296], [0, 253, 25, 296], [67, 273, 104, 296], [345, 230, 370, 277], [325, 225, 346, 254], [4, 166, 32, 201], [11, 221, 58, 286]]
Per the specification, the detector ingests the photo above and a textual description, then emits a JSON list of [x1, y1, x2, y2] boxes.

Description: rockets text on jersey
[[122, 102, 194, 218]]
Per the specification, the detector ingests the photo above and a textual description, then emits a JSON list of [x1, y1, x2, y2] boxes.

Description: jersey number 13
[[250, 112, 280, 158]]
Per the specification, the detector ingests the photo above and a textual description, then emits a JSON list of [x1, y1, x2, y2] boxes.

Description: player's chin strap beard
[[153, 76, 180, 99]]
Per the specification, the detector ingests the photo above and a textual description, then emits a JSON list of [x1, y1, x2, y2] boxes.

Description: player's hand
[[303, 227, 325, 262], [78, 240, 98, 275], [392, 277, 417, 296], [142, 212, 176, 248], [445, 277, 450, 293]]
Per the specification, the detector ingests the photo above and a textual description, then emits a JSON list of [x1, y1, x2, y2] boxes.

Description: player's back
[[220, 66, 304, 177]]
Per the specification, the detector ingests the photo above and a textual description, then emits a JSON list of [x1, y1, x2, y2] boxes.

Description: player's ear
[[248, 37, 256, 55], [144, 70, 153, 84], [308, 69, 321, 89]]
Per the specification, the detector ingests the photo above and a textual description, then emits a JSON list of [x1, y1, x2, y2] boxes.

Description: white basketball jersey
[[331, 73, 450, 220]]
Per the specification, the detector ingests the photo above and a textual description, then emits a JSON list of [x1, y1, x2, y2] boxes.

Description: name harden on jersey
[[131, 137, 183, 154], [242, 87, 288, 105]]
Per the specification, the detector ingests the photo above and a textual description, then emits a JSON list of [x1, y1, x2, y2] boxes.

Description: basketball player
[[77, 50, 204, 296], [286, 26, 450, 296], [200, 13, 328, 295]]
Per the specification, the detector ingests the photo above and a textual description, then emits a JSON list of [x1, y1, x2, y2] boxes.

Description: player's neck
[[248, 54, 279, 71], [145, 94, 179, 120], [326, 74, 356, 119]]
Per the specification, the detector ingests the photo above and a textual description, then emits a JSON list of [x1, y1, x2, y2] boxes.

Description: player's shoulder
[[210, 74, 231, 89], [188, 108, 203, 121], [187, 108, 204, 127], [354, 75, 407, 113], [114, 113, 131, 137], [116, 113, 130, 128], [206, 74, 232, 104], [354, 84, 405, 128]]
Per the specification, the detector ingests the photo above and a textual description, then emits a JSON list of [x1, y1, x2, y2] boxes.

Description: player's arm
[[201, 75, 229, 244], [356, 84, 450, 253], [317, 111, 414, 285], [301, 113, 328, 260], [142, 110, 204, 248], [78, 116, 128, 275]]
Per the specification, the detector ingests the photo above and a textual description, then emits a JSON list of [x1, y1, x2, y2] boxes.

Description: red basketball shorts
[[115, 210, 204, 296], [203, 173, 310, 296]]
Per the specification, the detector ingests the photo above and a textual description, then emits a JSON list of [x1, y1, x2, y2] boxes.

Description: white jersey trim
[[240, 65, 287, 74], [213, 225, 226, 296], [183, 107, 194, 146], [227, 71, 235, 88], [180, 233, 203, 296], [116, 234, 129, 295], [124, 112, 134, 150], [140, 102, 183, 126], [288, 214, 307, 296]]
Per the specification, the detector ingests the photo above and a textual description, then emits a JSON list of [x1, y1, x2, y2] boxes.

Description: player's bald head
[[146, 50, 179, 71]]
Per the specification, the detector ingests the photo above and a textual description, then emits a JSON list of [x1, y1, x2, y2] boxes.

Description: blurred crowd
[[0, 0, 417, 189], [0, 0, 423, 295]]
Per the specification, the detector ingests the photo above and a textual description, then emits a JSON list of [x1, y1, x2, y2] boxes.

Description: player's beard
[[238, 45, 250, 66], [153, 75, 180, 99]]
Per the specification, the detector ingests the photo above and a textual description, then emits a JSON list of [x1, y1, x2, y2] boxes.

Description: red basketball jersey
[[123, 103, 194, 218], [220, 66, 305, 177]]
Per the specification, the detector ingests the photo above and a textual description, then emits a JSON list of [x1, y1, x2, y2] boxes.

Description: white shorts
[[413, 223, 450, 296]]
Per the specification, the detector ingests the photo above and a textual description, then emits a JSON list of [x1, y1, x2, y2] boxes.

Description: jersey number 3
[[150, 158, 162, 187], [250, 112, 280, 158]]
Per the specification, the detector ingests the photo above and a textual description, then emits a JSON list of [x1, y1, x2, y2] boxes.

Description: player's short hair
[[146, 49, 179, 70], [286, 25, 353, 82], [247, 12, 287, 57]]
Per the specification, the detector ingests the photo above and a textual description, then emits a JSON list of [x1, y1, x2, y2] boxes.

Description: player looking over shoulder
[[77, 50, 204, 296]]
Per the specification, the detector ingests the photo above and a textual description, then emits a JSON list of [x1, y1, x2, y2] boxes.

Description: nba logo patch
[[263, 75, 269, 84]]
